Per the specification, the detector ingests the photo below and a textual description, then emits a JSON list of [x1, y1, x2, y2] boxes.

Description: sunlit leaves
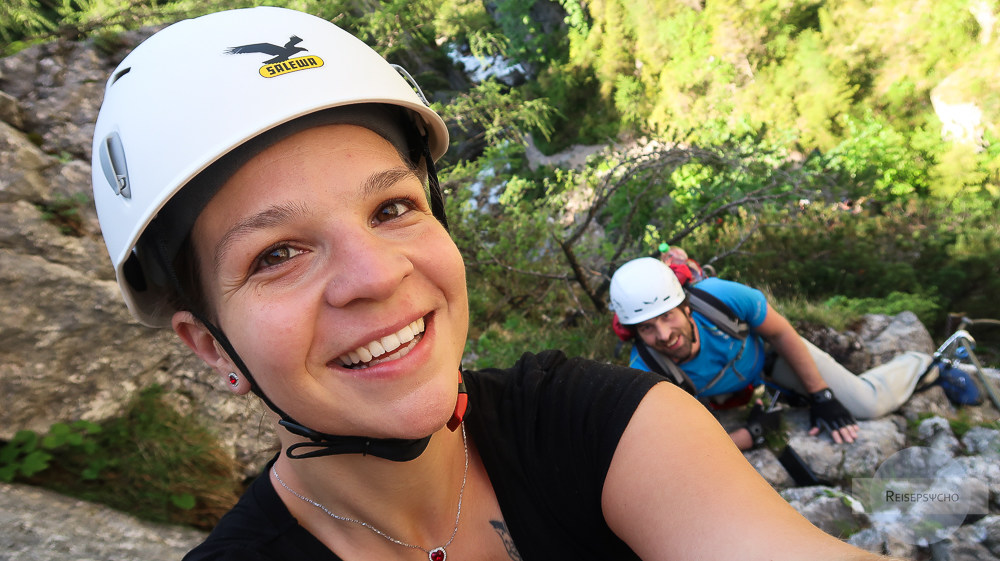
[[439, 79, 557, 146]]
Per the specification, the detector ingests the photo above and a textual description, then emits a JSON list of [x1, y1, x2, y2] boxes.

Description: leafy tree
[[806, 114, 936, 204], [437, 79, 557, 156]]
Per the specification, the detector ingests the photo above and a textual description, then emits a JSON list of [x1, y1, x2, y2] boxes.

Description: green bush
[[823, 292, 941, 329], [0, 385, 242, 529], [686, 196, 999, 331], [0, 420, 102, 482]]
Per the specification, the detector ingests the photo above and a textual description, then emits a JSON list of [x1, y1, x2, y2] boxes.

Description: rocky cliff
[[1, 32, 999, 561], [0, 30, 280, 478]]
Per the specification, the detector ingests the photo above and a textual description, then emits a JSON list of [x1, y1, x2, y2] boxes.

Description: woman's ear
[[172, 311, 251, 395]]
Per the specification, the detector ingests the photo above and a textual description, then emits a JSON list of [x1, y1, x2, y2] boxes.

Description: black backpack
[[633, 286, 749, 397]]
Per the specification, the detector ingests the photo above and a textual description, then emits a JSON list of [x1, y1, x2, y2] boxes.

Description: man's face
[[634, 306, 698, 363]]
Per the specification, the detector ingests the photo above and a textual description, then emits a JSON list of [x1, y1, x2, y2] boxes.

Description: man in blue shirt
[[610, 258, 933, 450]]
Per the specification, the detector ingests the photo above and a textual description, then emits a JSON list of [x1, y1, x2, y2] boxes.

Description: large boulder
[[0, 482, 207, 561]]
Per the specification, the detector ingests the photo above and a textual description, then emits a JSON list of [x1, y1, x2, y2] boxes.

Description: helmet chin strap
[[279, 373, 468, 460], [681, 308, 700, 363]]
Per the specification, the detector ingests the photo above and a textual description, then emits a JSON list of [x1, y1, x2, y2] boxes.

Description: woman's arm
[[601, 382, 891, 561]]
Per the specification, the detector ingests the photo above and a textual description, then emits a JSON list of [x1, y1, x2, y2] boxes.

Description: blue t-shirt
[[628, 278, 770, 397]]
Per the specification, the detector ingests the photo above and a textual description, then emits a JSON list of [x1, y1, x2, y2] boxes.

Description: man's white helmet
[[609, 257, 686, 325], [91, 7, 449, 327]]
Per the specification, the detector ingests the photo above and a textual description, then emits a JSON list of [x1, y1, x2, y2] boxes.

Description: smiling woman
[[173, 123, 469, 443], [90, 6, 902, 561]]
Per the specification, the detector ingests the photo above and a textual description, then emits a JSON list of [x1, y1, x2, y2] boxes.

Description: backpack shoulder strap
[[685, 286, 749, 341]]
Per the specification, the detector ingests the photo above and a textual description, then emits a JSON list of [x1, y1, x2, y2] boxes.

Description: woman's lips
[[335, 316, 426, 369]]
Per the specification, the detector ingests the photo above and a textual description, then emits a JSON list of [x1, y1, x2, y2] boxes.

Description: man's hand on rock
[[806, 388, 859, 444]]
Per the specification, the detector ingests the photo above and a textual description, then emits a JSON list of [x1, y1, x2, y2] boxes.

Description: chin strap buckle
[[447, 374, 468, 431], [278, 371, 468, 460]]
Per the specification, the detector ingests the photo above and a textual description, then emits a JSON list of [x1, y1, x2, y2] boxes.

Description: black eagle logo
[[225, 35, 307, 64]]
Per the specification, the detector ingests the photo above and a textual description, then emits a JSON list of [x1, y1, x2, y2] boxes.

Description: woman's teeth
[[337, 317, 425, 369]]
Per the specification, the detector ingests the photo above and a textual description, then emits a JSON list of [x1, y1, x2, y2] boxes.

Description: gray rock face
[[859, 311, 936, 367], [780, 485, 869, 539], [0, 482, 207, 561], [963, 426, 1000, 459], [0, 32, 280, 478]]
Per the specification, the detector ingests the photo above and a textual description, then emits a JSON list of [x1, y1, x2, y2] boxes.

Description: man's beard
[[654, 315, 699, 364]]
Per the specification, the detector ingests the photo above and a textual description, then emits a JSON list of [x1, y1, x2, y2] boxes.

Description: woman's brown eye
[[374, 200, 411, 224], [261, 246, 296, 268]]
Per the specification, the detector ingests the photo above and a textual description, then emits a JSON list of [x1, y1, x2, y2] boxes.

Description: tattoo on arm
[[489, 520, 523, 561]]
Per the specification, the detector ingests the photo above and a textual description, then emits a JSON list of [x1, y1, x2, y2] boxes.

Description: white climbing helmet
[[609, 257, 686, 325], [91, 6, 449, 327]]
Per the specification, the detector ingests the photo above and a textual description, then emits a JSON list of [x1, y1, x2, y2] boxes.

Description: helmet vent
[[99, 131, 131, 198], [391, 64, 430, 107], [109, 67, 131, 86]]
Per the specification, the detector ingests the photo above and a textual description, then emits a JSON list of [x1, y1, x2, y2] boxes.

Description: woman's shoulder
[[464, 350, 662, 453], [465, 350, 660, 401], [183, 466, 340, 561]]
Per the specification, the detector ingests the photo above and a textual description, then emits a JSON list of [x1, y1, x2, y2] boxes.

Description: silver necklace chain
[[272, 424, 468, 561]]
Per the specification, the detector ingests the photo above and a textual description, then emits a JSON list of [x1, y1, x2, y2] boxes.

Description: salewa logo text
[[225, 35, 325, 78]]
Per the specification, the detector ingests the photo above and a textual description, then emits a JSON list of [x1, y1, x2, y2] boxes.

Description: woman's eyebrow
[[213, 201, 309, 269], [211, 166, 418, 268], [361, 166, 420, 199]]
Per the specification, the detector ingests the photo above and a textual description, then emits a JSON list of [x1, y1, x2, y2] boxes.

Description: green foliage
[[0, 432, 41, 482], [531, 64, 619, 152], [0, 422, 100, 482], [36, 192, 90, 236], [464, 311, 619, 370], [598, 130, 807, 257], [685, 193, 1000, 331], [823, 292, 941, 330], [612, 75, 645, 129], [808, 114, 935, 203], [0, 0, 57, 45], [490, 0, 570, 67], [347, 0, 438, 59], [1, 386, 241, 529], [438, 79, 558, 150], [771, 294, 860, 333], [433, 0, 495, 43], [1, 0, 240, 54]]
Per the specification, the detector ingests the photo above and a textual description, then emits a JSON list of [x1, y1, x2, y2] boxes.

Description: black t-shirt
[[184, 350, 661, 561]]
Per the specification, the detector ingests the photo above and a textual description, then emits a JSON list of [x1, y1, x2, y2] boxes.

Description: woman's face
[[179, 124, 469, 440]]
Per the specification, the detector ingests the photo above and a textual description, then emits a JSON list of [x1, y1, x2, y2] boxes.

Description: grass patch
[[1, 385, 241, 530], [769, 293, 864, 332]]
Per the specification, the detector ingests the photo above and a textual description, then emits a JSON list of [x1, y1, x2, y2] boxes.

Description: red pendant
[[429, 547, 446, 561]]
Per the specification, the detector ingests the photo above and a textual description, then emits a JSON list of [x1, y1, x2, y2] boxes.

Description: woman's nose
[[322, 232, 413, 307]]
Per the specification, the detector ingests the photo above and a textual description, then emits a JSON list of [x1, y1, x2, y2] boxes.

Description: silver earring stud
[[227, 372, 239, 387]]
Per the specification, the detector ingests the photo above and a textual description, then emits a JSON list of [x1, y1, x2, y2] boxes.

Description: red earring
[[228, 372, 239, 387]]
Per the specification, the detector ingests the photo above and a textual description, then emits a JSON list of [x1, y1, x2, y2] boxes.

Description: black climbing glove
[[745, 403, 782, 448], [808, 388, 856, 435]]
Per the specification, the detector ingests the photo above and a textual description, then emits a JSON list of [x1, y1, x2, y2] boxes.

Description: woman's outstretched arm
[[602, 382, 897, 561]]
